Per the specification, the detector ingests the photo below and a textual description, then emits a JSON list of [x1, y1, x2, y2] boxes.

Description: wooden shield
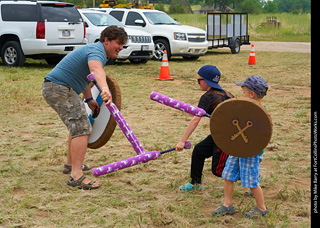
[[210, 97, 272, 158], [84, 75, 121, 149]]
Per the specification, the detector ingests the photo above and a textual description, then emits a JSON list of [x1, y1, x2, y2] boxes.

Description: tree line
[[65, 0, 311, 14]]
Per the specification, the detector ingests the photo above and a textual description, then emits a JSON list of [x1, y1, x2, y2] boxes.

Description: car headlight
[[174, 32, 187, 41]]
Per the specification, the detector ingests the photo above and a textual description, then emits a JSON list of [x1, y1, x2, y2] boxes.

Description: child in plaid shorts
[[212, 75, 269, 218]]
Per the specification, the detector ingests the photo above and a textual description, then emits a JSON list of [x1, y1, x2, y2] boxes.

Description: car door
[[40, 3, 85, 45]]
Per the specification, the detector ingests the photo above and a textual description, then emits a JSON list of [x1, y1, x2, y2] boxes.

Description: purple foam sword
[[150, 91, 210, 117], [92, 141, 191, 177]]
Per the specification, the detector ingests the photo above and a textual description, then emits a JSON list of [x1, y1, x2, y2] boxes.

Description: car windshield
[[83, 12, 123, 26], [143, 11, 179, 25]]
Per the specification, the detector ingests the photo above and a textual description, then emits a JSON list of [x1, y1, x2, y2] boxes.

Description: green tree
[[169, 0, 193, 13], [204, 0, 241, 11], [263, 0, 278, 13], [154, 1, 166, 12], [274, 0, 311, 13], [236, 0, 262, 13]]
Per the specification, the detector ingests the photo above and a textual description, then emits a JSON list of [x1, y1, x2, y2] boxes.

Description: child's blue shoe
[[179, 182, 202, 191]]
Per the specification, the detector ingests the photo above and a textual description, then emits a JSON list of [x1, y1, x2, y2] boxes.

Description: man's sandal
[[62, 164, 91, 174], [67, 175, 102, 190]]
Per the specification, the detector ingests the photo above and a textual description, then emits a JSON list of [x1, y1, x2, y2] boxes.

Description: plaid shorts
[[222, 154, 263, 188], [42, 81, 92, 138]]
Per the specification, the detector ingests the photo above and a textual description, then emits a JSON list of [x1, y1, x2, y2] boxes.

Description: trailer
[[206, 13, 250, 54]]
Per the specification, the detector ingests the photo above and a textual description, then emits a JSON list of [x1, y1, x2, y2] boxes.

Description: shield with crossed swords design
[[83, 74, 121, 149], [210, 97, 273, 158]]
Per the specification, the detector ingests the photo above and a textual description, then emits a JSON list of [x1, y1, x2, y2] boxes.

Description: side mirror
[[134, 19, 146, 27]]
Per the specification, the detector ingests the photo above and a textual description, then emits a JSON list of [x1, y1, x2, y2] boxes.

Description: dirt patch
[[241, 41, 311, 53]]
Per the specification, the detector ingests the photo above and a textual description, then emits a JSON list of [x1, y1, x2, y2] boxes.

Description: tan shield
[[210, 97, 272, 158], [84, 75, 121, 149]]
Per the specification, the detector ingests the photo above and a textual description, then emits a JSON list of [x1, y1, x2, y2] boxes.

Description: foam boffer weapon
[[150, 91, 211, 118], [92, 141, 191, 177], [87, 74, 191, 177]]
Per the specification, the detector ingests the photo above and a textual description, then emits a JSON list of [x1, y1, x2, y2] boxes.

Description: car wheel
[[129, 59, 148, 64], [45, 56, 64, 65], [182, 56, 200, 60], [153, 39, 170, 61], [106, 57, 116, 65], [1, 41, 26, 67]]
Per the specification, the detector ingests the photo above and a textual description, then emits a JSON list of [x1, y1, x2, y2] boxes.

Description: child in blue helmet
[[175, 65, 233, 191]]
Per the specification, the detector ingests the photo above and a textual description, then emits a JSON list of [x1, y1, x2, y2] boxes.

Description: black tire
[[182, 56, 200, 60], [153, 39, 170, 61], [129, 59, 149, 64], [45, 56, 64, 65], [230, 38, 241, 54], [106, 57, 116, 65], [1, 41, 26, 67]]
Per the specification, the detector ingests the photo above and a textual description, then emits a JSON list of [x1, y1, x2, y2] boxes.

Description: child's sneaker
[[179, 182, 202, 191]]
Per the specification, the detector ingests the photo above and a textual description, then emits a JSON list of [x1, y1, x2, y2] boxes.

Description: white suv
[[101, 8, 208, 61], [0, 0, 87, 66], [79, 9, 153, 64]]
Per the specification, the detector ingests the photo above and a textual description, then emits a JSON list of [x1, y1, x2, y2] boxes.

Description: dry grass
[[0, 48, 311, 227], [171, 13, 311, 42]]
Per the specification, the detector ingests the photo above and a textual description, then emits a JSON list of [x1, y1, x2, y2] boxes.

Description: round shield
[[210, 97, 272, 158], [84, 74, 121, 149]]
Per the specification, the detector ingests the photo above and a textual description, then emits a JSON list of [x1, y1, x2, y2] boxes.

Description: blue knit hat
[[235, 75, 268, 96], [197, 65, 222, 90]]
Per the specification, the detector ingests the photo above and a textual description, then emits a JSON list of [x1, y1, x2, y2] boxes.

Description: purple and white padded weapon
[[93, 150, 161, 176], [150, 91, 210, 117], [92, 141, 191, 177]]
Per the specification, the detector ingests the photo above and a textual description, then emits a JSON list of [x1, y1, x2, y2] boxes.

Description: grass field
[[170, 13, 311, 42], [0, 46, 311, 227]]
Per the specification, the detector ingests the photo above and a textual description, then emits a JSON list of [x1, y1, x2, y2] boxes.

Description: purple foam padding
[[184, 141, 192, 149], [106, 102, 146, 155], [150, 91, 206, 117], [92, 150, 161, 177], [87, 73, 96, 82]]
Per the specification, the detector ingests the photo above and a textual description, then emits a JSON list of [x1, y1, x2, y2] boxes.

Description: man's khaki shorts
[[42, 81, 92, 138]]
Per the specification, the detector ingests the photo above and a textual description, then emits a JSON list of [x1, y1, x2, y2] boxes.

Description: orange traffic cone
[[248, 44, 256, 65], [156, 50, 174, 81]]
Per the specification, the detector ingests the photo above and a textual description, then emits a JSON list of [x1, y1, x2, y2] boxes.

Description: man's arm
[[88, 60, 111, 105]]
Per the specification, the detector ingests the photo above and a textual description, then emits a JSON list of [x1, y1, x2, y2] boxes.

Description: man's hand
[[101, 87, 111, 105]]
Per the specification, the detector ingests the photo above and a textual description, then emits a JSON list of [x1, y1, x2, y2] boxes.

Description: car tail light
[[36, 22, 45, 39], [83, 22, 86, 39]]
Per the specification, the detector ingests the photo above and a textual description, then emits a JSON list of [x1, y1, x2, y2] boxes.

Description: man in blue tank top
[[42, 26, 128, 190]]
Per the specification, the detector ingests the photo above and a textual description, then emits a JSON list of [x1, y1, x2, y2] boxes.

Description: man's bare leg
[[69, 134, 100, 187]]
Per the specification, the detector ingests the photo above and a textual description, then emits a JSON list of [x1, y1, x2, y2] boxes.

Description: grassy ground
[[0, 48, 311, 227], [170, 13, 311, 42]]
